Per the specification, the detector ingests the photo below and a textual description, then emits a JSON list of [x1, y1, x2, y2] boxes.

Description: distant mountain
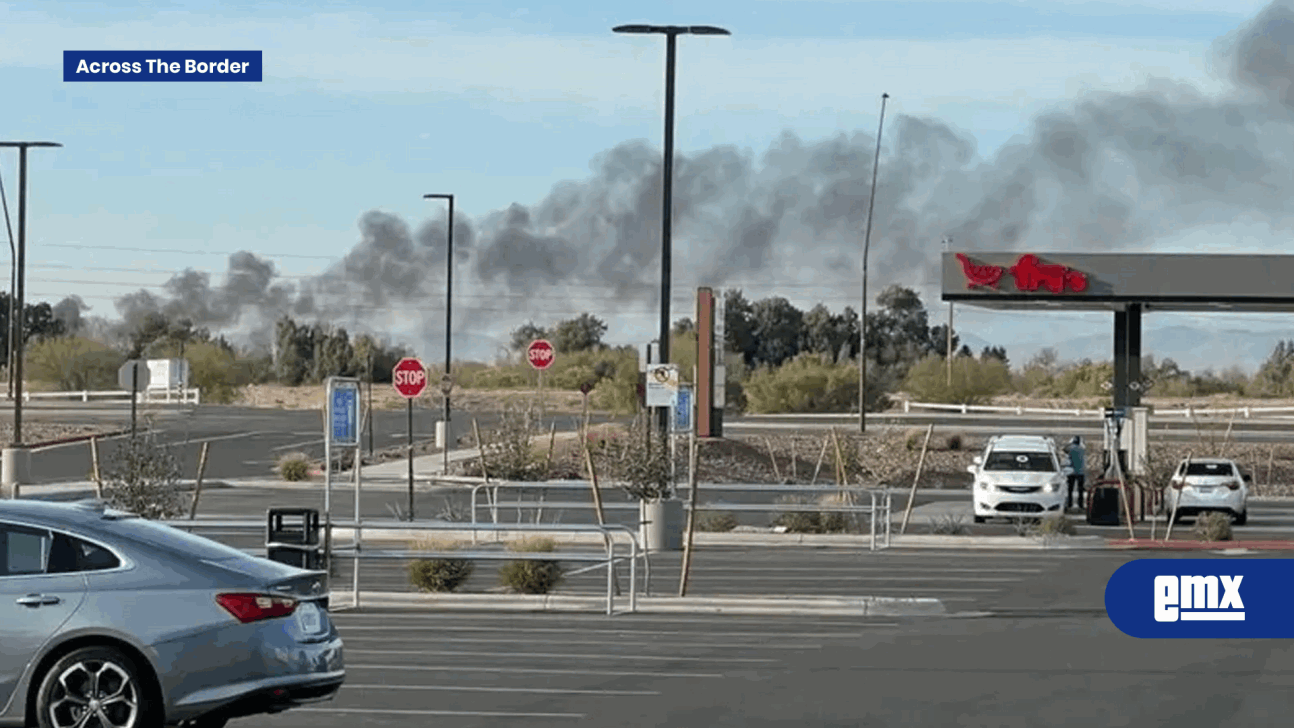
[[1018, 326, 1285, 375]]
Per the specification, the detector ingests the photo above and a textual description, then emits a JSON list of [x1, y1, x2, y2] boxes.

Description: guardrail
[[467, 480, 894, 551], [16, 387, 201, 405], [898, 400, 1294, 419], [159, 517, 644, 615]]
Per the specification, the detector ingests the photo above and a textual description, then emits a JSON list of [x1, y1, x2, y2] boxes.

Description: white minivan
[[968, 435, 1071, 523]]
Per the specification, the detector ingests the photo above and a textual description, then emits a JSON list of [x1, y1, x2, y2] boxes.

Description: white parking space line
[[332, 625, 894, 638], [678, 576, 1025, 583], [683, 566, 1047, 573], [349, 635, 825, 650], [297, 708, 583, 719], [346, 664, 724, 678], [347, 649, 779, 663], [272, 438, 325, 452], [343, 684, 660, 696]]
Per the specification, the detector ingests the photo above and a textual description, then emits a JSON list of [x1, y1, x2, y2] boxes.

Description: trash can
[[1086, 482, 1123, 526], [266, 508, 323, 569]]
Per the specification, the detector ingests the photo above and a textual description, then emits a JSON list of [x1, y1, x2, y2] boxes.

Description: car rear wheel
[[973, 516, 986, 524], [36, 646, 160, 728], [1233, 510, 1248, 526]]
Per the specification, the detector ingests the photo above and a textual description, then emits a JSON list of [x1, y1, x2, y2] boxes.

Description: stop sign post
[[391, 357, 427, 520], [527, 340, 555, 428]]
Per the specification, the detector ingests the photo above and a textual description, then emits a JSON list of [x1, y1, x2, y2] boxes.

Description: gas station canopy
[[941, 251, 1294, 410]]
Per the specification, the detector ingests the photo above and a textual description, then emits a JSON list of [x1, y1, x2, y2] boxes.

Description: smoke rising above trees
[[102, 2, 1294, 354]]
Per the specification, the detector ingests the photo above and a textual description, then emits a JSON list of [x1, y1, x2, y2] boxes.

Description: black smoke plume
[[113, 2, 1294, 353]]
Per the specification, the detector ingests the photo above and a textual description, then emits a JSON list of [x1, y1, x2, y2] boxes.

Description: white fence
[[898, 400, 1294, 419], [15, 387, 201, 405]]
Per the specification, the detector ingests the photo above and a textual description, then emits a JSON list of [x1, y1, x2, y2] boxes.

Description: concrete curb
[[24, 430, 132, 450], [326, 591, 946, 617], [1107, 539, 1294, 551]]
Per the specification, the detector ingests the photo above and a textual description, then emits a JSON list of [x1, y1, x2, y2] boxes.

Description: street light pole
[[0, 141, 61, 498], [0, 169, 15, 400], [423, 193, 454, 475], [859, 93, 889, 433], [613, 23, 731, 437]]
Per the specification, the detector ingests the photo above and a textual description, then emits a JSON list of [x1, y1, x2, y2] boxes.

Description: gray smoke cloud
[[112, 1, 1294, 353]]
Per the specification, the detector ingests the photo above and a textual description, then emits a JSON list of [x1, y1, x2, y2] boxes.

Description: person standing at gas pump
[[1065, 436, 1086, 511]]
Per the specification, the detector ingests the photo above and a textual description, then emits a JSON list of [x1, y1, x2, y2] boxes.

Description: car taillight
[[1170, 479, 1184, 490], [1226, 480, 1241, 491], [216, 593, 299, 623]]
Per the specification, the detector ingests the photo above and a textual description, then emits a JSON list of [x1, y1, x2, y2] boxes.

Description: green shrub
[[770, 494, 853, 534], [928, 513, 968, 535], [1030, 514, 1077, 537], [902, 355, 1011, 405], [1193, 511, 1234, 542], [904, 428, 925, 451], [498, 537, 564, 594], [26, 336, 123, 391], [697, 512, 739, 532], [743, 354, 891, 414], [277, 452, 312, 482], [407, 539, 475, 593]]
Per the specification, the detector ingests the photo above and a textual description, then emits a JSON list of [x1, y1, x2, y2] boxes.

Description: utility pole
[[0, 141, 62, 498], [858, 93, 889, 433]]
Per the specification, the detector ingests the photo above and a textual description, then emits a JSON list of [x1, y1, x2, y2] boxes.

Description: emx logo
[[1107, 560, 1293, 638], [1153, 575, 1244, 622]]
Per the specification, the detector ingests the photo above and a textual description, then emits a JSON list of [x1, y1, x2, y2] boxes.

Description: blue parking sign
[[674, 385, 692, 433], [329, 381, 359, 446]]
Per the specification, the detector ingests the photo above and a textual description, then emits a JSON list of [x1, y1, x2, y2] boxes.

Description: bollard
[[1, 448, 28, 499]]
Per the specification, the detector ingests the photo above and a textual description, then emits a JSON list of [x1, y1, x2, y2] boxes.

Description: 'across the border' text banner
[[63, 51, 263, 82]]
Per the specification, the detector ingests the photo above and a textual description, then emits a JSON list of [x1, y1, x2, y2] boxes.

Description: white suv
[[968, 435, 1071, 523]]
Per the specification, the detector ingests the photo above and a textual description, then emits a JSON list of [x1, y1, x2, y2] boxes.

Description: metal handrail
[[465, 481, 894, 551], [159, 517, 645, 615]]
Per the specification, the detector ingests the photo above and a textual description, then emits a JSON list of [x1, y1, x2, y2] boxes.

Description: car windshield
[[984, 451, 1056, 472], [103, 518, 254, 561], [1183, 462, 1235, 477]]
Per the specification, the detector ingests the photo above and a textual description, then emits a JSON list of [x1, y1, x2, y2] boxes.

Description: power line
[[41, 243, 337, 260]]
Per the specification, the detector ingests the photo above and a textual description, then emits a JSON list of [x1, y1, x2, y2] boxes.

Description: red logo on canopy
[[955, 254, 1087, 293]]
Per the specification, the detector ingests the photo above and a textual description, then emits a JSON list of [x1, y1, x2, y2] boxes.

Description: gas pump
[[1088, 407, 1128, 526]]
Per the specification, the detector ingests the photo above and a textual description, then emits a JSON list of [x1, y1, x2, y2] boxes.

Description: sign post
[[323, 376, 360, 578], [393, 357, 428, 520], [439, 374, 454, 477], [117, 360, 152, 438], [527, 339, 555, 428]]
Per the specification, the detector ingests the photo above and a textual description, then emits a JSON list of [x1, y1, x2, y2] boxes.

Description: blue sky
[[0, 0, 1285, 370]]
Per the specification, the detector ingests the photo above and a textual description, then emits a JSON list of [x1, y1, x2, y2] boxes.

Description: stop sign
[[527, 339, 555, 370], [392, 357, 428, 398]]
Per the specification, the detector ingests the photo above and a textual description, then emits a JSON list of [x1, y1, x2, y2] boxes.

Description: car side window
[[0, 523, 53, 577], [47, 532, 121, 574]]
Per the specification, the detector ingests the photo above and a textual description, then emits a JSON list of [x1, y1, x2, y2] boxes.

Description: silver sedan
[[0, 499, 344, 728]]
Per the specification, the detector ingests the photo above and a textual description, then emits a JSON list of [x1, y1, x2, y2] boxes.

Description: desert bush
[[928, 513, 968, 535], [904, 428, 925, 451], [1029, 514, 1077, 537], [25, 336, 122, 391], [945, 432, 965, 451], [902, 355, 1012, 405], [478, 404, 546, 481], [771, 494, 853, 534], [1010, 516, 1038, 537], [498, 537, 565, 594], [407, 539, 475, 593], [277, 452, 311, 481], [100, 431, 186, 519], [743, 354, 892, 414], [1193, 511, 1234, 542], [604, 415, 674, 501], [697, 511, 739, 532]]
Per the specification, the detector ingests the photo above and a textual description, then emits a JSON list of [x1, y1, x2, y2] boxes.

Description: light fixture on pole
[[423, 193, 454, 476], [613, 23, 731, 436], [859, 93, 889, 433], [0, 141, 61, 498]]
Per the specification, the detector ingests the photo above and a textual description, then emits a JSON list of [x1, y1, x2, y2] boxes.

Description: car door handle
[[16, 594, 61, 607]]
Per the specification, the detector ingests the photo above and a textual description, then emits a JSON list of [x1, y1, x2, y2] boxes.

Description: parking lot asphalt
[[17, 405, 607, 484], [241, 551, 1294, 727]]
